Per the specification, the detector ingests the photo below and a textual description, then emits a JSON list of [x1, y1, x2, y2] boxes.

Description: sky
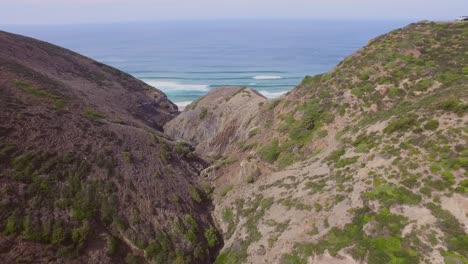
[[0, 0, 467, 24]]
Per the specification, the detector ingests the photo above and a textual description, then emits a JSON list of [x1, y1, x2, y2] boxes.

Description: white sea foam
[[175, 101, 193, 111], [258, 90, 287, 99], [253, 75, 283, 80], [142, 80, 209, 92]]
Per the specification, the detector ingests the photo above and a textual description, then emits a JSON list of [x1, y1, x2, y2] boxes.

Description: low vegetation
[[15, 80, 65, 109]]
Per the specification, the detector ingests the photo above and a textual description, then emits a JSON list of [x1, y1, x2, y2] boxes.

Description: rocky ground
[[166, 21, 468, 264]]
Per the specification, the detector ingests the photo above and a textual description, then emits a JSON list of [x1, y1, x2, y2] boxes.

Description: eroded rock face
[[166, 22, 468, 264], [164, 87, 267, 158], [0, 30, 218, 263]]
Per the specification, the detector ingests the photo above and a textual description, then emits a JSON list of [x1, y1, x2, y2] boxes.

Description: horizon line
[[0, 17, 449, 27]]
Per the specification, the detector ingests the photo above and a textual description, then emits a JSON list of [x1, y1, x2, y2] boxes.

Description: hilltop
[[0, 31, 220, 263]]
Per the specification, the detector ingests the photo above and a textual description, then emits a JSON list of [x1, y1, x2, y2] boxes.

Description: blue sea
[[2, 20, 411, 109]]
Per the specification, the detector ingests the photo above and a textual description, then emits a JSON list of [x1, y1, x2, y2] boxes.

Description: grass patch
[[15, 80, 65, 109], [84, 107, 105, 120]]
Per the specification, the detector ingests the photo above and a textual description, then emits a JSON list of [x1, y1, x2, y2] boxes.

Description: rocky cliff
[[165, 87, 267, 159], [167, 21, 468, 264]]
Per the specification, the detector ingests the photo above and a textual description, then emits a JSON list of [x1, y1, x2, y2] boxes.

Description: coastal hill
[[0, 30, 220, 263], [0, 21, 466, 264], [166, 21, 468, 264]]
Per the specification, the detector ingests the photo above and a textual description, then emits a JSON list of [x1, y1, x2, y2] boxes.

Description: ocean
[[2, 20, 411, 109]]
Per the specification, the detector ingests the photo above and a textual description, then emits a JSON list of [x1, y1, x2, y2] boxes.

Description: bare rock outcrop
[[164, 87, 267, 158]]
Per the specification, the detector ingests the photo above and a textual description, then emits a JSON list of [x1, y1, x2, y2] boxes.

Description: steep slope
[[168, 21, 468, 263], [0, 31, 220, 263], [165, 87, 267, 159]]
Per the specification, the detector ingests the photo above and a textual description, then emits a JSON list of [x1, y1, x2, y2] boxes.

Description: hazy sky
[[1, 0, 467, 24]]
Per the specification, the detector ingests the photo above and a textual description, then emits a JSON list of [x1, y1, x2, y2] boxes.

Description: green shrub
[[359, 72, 370, 81], [288, 100, 325, 141], [160, 142, 171, 163], [183, 215, 200, 245], [462, 67, 468, 75], [441, 171, 455, 185], [389, 87, 403, 97], [277, 154, 296, 169], [51, 223, 67, 245], [438, 98, 468, 114], [437, 71, 462, 85], [204, 226, 218, 248], [327, 148, 345, 162], [122, 151, 132, 163], [294, 207, 418, 263], [268, 99, 282, 110], [427, 203, 467, 258], [0, 143, 16, 160], [352, 83, 373, 98], [215, 249, 246, 264], [301, 74, 322, 86], [72, 221, 91, 249], [223, 208, 234, 223], [365, 184, 421, 207], [338, 103, 348, 116], [4, 211, 21, 236], [190, 186, 203, 203], [106, 235, 118, 256], [174, 141, 192, 156], [355, 142, 369, 153], [424, 119, 439, 130], [125, 253, 139, 264], [199, 107, 208, 119], [171, 194, 180, 204], [455, 180, 468, 193], [220, 185, 234, 197], [84, 107, 105, 120], [22, 215, 45, 242], [415, 78, 433, 91], [384, 115, 417, 133], [72, 187, 97, 221], [442, 251, 468, 264], [401, 174, 419, 188], [145, 236, 171, 263], [259, 139, 280, 163], [335, 156, 359, 168], [280, 254, 307, 264]]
